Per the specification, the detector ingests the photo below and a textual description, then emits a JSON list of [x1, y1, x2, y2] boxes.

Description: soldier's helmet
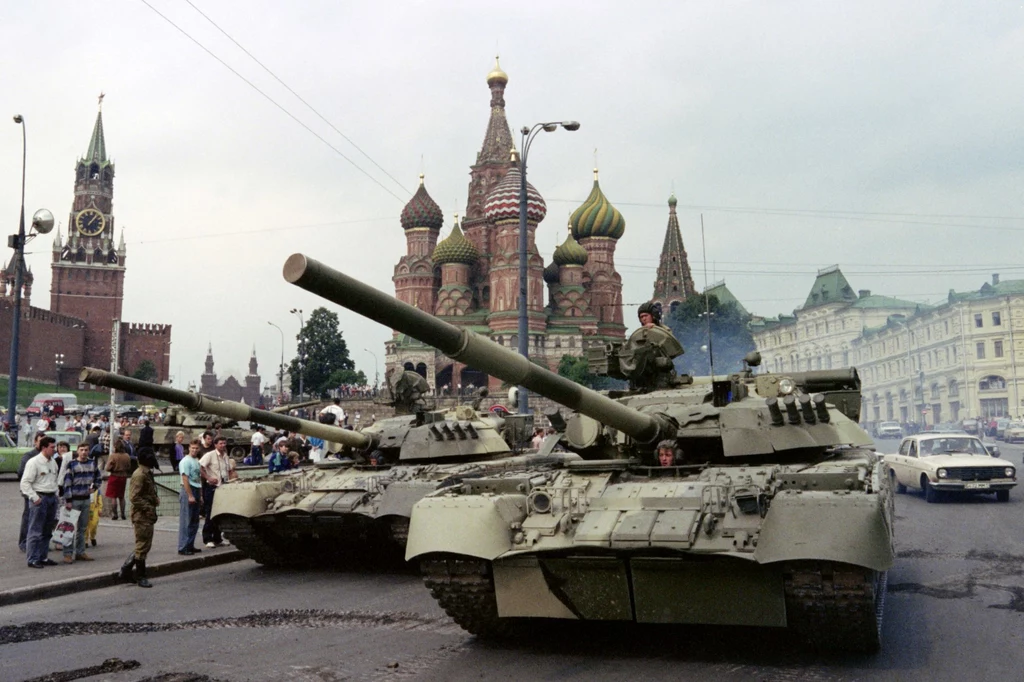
[[638, 301, 663, 326]]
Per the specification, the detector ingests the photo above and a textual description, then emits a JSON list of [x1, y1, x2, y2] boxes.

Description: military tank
[[150, 406, 258, 460], [79, 368, 569, 568], [282, 253, 895, 653]]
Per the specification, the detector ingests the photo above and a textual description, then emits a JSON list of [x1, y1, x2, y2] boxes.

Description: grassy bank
[[0, 377, 125, 409]]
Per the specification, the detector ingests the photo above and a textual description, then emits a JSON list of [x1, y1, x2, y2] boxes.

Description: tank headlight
[[937, 468, 948, 479], [778, 378, 796, 396], [1005, 467, 1015, 478], [528, 490, 552, 514]]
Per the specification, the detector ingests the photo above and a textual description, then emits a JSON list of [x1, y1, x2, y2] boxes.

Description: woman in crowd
[[104, 441, 132, 520]]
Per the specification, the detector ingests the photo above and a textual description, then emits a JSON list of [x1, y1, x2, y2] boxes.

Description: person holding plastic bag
[[62, 443, 101, 563]]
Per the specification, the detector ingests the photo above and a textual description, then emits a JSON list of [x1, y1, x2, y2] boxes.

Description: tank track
[[218, 516, 306, 568], [783, 561, 886, 653], [420, 556, 514, 638]]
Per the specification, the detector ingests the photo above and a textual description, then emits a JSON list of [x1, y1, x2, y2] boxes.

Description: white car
[[1003, 422, 1024, 444], [874, 421, 902, 439], [884, 434, 1016, 503]]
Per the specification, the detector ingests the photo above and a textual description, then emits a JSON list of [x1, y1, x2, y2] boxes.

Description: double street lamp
[[267, 321, 285, 402], [54, 353, 65, 389], [290, 308, 305, 399], [6, 114, 54, 428], [516, 120, 580, 414]]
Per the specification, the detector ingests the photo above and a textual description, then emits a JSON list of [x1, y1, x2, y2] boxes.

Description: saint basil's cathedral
[[386, 59, 644, 392]]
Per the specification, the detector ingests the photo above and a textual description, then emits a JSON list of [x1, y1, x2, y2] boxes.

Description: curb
[[0, 549, 245, 607]]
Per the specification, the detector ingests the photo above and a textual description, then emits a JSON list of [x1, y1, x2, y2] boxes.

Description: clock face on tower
[[75, 208, 105, 236]]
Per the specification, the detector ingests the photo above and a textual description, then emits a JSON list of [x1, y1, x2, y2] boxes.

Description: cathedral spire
[[476, 57, 514, 167], [651, 194, 696, 311]]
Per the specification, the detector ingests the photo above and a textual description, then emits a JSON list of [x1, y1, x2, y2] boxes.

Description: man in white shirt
[[198, 437, 232, 548], [35, 416, 49, 435], [20, 437, 60, 568], [249, 426, 267, 465], [319, 398, 346, 426]]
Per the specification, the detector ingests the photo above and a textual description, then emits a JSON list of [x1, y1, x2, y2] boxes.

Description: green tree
[[556, 354, 618, 390], [664, 295, 755, 376], [289, 307, 357, 397], [132, 360, 158, 382], [328, 368, 367, 388]]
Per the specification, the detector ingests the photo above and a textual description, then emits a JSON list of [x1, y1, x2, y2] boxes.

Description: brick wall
[[0, 301, 86, 383], [121, 322, 171, 383]]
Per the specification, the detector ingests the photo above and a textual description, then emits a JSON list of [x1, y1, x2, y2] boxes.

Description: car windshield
[[918, 437, 988, 456]]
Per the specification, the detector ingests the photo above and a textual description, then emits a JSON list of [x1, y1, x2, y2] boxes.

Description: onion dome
[[432, 217, 479, 265], [570, 169, 625, 240], [400, 174, 444, 230], [484, 150, 547, 224], [543, 260, 560, 285], [553, 231, 588, 267], [487, 55, 508, 86], [668, 193, 678, 208]]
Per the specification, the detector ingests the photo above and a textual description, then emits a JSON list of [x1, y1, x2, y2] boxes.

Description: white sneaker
[[205, 542, 215, 548]]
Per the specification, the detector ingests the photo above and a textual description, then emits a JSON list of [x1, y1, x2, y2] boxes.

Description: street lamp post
[[363, 348, 379, 392], [516, 120, 580, 414], [290, 308, 305, 399], [54, 353, 65, 389], [267, 321, 285, 402], [6, 115, 54, 429]]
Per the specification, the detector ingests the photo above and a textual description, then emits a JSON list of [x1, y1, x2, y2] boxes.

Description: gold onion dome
[[553, 231, 588, 267], [570, 169, 625, 240], [487, 55, 508, 85], [432, 219, 479, 265], [400, 174, 444, 230], [484, 151, 547, 223], [543, 260, 561, 284]]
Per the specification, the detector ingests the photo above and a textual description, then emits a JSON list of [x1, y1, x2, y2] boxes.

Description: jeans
[[18, 495, 29, 552], [63, 498, 92, 558], [26, 494, 58, 564], [250, 445, 263, 466], [201, 482, 221, 545], [178, 485, 201, 552]]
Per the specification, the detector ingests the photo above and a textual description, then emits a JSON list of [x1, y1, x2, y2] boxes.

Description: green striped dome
[[432, 222, 479, 265], [553, 232, 588, 266], [570, 169, 625, 240]]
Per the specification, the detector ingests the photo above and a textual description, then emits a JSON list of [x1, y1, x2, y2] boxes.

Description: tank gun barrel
[[268, 399, 321, 414], [283, 254, 669, 445], [79, 368, 373, 450]]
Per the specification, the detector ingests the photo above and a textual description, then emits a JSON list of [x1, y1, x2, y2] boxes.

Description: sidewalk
[[0, 481, 243, 606]]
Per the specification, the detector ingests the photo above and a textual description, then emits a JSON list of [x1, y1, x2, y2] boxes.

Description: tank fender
[[754, 490, 894, 571], [405, 494, 527, 562], [211, 480, 287, 519], [375, 480, 440, 519]]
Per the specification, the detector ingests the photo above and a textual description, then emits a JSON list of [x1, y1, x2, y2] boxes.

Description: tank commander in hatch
[[657, 439, 678, 467], [637, 301, 664, 329]]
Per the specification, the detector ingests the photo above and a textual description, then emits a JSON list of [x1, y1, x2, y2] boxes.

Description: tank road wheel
[[229, 445, 247, 460], [996, 490, 1010, 503], [890, 470, 907, 495], [922, 476, 940, 503], [784, 562, 886, 653], [217, 516, 304, 568], [420, 555, 515, 638]]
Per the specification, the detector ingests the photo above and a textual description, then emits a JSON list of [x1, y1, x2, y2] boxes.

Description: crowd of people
[[15, 418, 240, 589]]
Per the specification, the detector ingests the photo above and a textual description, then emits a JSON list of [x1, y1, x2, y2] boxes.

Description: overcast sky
[[3, 1, 1023, 389]]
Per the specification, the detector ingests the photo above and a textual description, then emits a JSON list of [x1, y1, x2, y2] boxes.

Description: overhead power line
[[182, 0, 410, 197], [138, 0, 408, 203]]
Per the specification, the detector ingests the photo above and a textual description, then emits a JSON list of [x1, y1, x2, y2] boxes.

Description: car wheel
[[923, 477, 940, 503], [996, 490, 1010, 503]]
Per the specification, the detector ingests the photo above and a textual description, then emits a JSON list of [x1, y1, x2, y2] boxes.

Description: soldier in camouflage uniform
[[119, 449, 160, 588]]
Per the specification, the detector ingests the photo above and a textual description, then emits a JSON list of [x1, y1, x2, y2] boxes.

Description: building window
[[995, 340, 1004, 358], [944, 320, 949, 335], [993, 311, 1002, 326], [975, 314, 983, 328], [976, 342, 986, 359]]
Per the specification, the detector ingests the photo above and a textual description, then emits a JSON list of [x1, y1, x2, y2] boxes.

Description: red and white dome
[[484, 157, 547, 224]]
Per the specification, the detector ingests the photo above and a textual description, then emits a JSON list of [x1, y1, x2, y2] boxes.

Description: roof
[[802, 265, 857, 309], [704, 280, 748, 317], [849, 294, 924, 310], [949, 278, 1024, 303]]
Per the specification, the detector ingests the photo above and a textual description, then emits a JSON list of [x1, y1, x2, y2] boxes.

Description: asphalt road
[[2, 438, 1023, 682]]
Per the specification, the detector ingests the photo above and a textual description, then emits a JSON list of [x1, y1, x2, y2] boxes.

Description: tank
[[79, 368, 568, 567], [282, 253, 895, 653], [150, 406, 256, 460]]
